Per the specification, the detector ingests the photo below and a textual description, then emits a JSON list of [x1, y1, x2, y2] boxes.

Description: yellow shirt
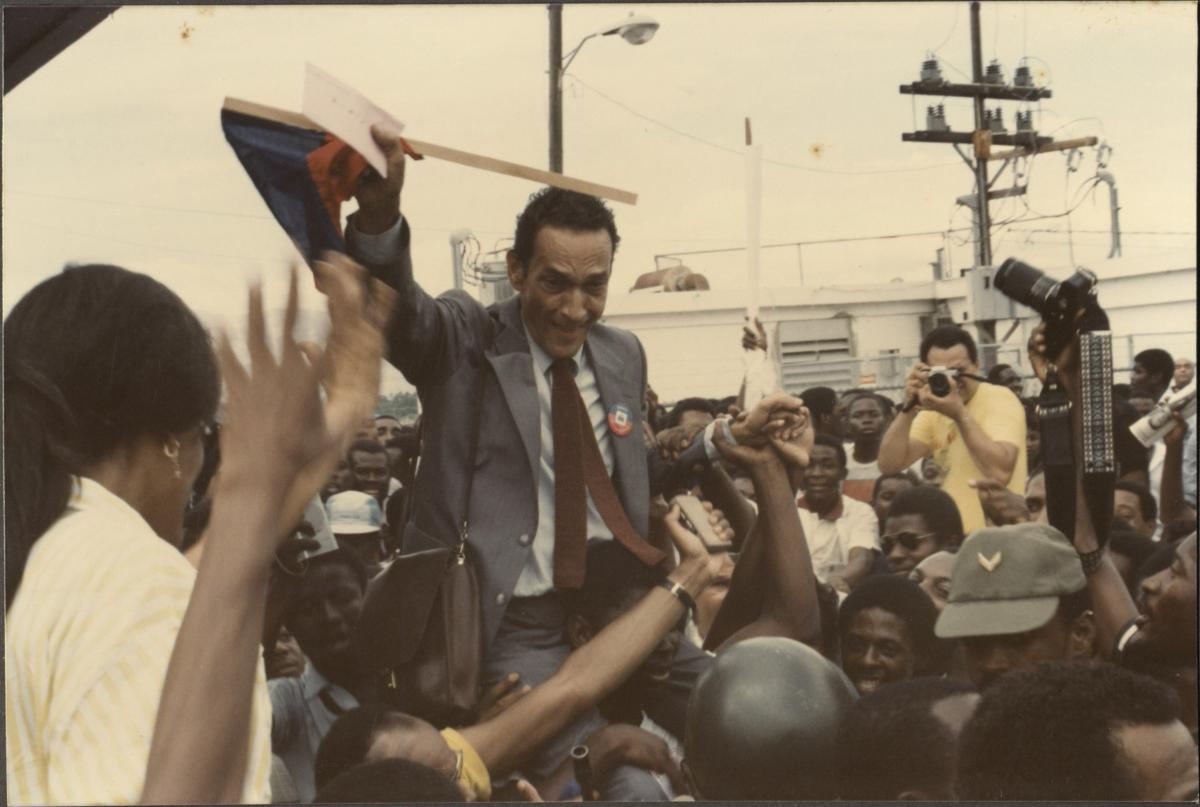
[[440, 727, 491, 801], [5, 478, 273, 805], [910, 382, 1027, 534]]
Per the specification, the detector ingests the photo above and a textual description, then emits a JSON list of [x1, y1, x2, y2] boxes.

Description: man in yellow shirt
[[878, 326, 1026, 534]]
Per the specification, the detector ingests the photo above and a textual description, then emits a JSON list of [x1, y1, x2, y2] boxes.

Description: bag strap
[[1038, 367, 1076, 537], [457, 367, 488, 554]]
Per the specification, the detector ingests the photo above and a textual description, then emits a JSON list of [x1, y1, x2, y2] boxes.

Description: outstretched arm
[[714, 415, 821, 650], [142, 261, 394, 804], [1027, 323, 1137, 660], [345, 126, 483, 387], [461, 513, 721, 779]]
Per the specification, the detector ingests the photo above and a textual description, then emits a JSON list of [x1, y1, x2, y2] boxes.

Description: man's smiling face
[[508, 226, 612, 359]]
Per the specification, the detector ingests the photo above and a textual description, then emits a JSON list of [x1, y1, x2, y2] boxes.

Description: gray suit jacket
[[358, 219, 651, 651]]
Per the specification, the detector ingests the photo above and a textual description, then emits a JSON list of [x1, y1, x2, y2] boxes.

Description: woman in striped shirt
[[5, 256, 393, 804]]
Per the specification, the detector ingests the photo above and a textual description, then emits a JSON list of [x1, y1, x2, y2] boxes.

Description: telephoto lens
[[994, 258, 1061, 315]]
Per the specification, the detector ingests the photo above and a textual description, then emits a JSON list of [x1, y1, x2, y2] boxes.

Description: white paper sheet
[[302, 63, 405, 175]]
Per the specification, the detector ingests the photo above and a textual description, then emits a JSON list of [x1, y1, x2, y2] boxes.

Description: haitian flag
[[221, 106, 421, 267]]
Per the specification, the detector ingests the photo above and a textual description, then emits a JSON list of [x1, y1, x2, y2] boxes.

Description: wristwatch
[[658, 578, 696, 615]]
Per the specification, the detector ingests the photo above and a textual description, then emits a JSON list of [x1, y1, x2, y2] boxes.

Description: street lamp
[[548, 6, 660, 173]]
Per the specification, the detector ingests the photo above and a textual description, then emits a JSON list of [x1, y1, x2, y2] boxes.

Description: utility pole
[[900, 0, 1096, 350], [548, 4, 563, 173]]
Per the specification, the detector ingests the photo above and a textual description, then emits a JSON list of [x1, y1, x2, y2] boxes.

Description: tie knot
[[550, 357, 577, 379]]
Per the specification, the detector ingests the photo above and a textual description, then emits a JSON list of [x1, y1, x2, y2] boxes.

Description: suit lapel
[[486, 297, 540, 480], [587, 329, 642, 485]]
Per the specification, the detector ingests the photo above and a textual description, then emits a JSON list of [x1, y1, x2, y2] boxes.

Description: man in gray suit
[[343, 127, 789, 794]]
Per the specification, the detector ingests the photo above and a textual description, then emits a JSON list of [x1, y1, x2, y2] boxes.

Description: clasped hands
[[713, 392, 815, 470]]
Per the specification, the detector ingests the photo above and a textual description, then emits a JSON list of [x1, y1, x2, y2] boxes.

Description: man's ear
[[564, 612, 594, 650], [506, 250, 526, 291], [1067, 609, 1097, 660]]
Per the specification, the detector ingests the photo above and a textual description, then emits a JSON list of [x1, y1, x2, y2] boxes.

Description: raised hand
[[732, 392, 807, 446], [353, 125, 408, 233], [970, 478, 1031, 526], [742, 317, 767, 352], [768, 405, 815, 468], [712, 415, 779, 469]]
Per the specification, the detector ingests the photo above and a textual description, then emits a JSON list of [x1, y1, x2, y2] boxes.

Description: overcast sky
[[3, 2, 1195, 393]]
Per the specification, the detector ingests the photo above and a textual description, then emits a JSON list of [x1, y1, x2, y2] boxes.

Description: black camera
[[926, 366, 960, 397], [993, 258, 1099, 357]]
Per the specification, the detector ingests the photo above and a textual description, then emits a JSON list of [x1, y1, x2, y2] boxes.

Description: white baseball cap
[[325, 490, 384, 535]]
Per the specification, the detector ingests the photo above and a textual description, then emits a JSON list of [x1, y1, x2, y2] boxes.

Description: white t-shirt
[[795, 493, 880, 583]]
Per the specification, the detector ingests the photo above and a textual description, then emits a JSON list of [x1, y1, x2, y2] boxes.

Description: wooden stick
[[222, 97, 638, 205]]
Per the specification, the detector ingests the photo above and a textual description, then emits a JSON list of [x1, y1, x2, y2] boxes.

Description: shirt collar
[[300, 660, 357, 710], [796, 493, 845, 521], [524, 315, 587, 379], [70, 476, 156, 528]]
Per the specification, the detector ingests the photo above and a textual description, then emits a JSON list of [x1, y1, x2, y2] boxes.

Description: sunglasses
[[881, 531, 938, 555]]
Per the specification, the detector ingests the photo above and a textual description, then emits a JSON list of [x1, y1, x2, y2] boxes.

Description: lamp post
[[547, 6, 660, 173]]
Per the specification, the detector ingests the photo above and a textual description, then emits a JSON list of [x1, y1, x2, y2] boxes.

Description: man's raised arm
[[343, 126, 484, 387], [878, 363, 933, 473]]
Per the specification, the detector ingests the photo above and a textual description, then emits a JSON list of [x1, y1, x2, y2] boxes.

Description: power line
[[4, 189, 511, 237], [565, 74, 964, 176]]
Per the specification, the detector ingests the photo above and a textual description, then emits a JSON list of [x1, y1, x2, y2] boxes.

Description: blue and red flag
[[221, 107, 420, 267]]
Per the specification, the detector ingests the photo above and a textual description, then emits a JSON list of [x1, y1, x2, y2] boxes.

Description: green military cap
[[935, 523, 1086, 640]]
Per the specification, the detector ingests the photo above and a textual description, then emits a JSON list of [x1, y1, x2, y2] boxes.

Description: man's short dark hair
[[314, 758, 464, 803], [836, 676, 977, 799], [885, 485, 965, 548], [1134, 348, 1175, 386], [812, 433, 847, 470], [511, 187, 619, 268], [1114, 480, 1158, 525], [664, 397, 715, 430], [564, 541, 663, 625], [800, 386, 838, 418], [957, 661, 1182, 800], [347, 437, 387, 464], [838, 576, 946, 674], [846, 390, 892, 417], [315, 705, 419, 790], [986, 363, 1014, 384], [1108, 524, 1157, 573], [919, 325, 978, 364], [871, 470, 920, 500]]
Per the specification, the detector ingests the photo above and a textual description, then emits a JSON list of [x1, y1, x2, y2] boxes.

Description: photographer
[[878, 326, 1026, 534]]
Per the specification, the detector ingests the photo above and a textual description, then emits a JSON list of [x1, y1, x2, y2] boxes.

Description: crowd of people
[[5, 122, 1197, 804]]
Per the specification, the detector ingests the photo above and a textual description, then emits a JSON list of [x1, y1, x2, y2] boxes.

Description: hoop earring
[[163, 439, 182, 480]]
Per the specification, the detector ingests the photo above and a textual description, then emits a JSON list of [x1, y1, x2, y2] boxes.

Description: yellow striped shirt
[[5, 478, 272, 804]]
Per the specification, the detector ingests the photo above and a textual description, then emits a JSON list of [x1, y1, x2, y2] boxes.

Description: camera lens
[[995, 258, 1060, 315], [928, 372, 951, 397]]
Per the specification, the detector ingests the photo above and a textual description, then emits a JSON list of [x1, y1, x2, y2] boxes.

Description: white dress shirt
[[348, 215, 618, 597], [513, 333, 616, 596]]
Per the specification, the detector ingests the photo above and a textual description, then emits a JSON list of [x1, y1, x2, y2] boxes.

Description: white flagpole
[[745, 117, 762, 322]]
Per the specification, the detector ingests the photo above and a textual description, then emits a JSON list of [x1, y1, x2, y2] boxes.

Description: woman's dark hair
[[884, 485, 965, 548], [4, 264, 218, 608], [511, 187, 619, 269]]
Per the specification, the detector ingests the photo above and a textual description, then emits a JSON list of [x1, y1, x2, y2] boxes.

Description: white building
[[601, 249, 1196, 403]]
